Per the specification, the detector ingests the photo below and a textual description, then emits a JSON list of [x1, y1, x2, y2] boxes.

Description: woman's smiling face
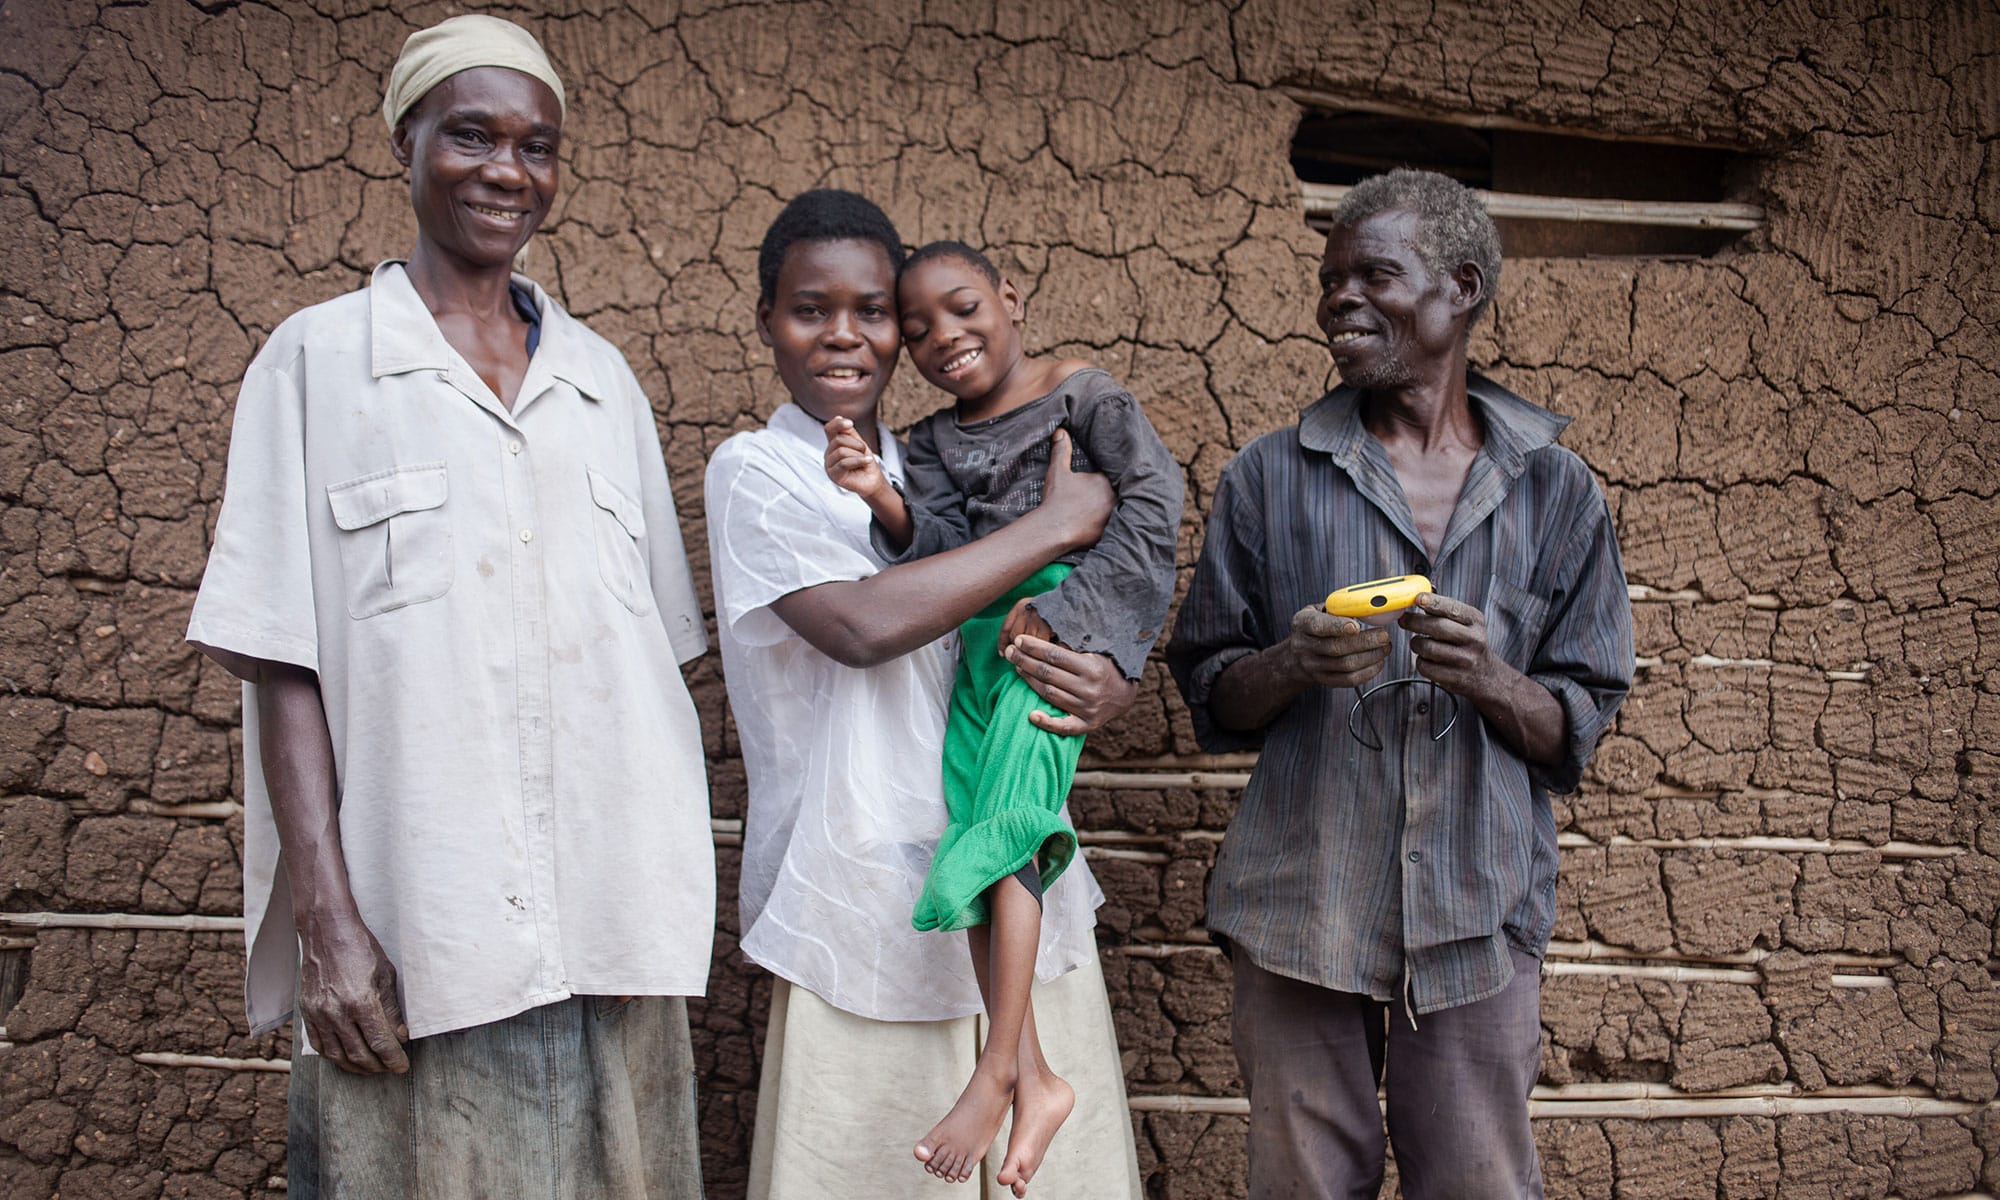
[[393, 67, 562, 273], [756, 238, 902, 427]]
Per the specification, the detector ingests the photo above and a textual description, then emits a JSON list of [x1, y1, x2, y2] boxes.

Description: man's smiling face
[[756, 237, 902, 427], [1316, 208, 1472, 392]]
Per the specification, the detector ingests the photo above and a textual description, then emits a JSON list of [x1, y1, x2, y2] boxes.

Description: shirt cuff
[[1183, 646, 1264, 753], [1527, 670, 1609, 794], [185, 619, 319, 682], [1031, 593, 1154, 682]]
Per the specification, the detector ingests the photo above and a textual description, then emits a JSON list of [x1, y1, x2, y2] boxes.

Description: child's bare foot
[[915, 1067, 1015, 1183], [996, 1067, 1074, 1195]]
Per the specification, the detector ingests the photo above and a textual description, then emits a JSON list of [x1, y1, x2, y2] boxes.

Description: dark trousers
[[1231, 950, 1545, 1200]]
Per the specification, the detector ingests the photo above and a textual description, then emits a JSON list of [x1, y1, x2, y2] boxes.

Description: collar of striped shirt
[[1299, 370, 1571, 478]]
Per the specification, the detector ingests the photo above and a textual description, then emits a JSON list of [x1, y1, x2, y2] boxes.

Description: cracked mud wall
[[1, 0, 1995, 1196]]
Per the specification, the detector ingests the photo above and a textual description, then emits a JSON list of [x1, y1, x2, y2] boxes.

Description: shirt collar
[[1298, 370, 1571, 478], [368, 260, 613, 402], [766, 401, 905, 484]]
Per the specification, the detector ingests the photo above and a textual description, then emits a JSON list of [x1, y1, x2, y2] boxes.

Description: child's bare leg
[[915, 872, 1046, 1183], [998, 996, 1074, 1195]]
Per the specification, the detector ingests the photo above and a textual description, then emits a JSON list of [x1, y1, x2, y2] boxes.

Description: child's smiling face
[[896, 254, 1026, 402], [756, 238, 901, 427]]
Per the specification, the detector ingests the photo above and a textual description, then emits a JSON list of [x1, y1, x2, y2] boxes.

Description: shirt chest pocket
[[1486, 574, 1550, 670], [587, 467, 651, 617], [326, 463, 454, 619]]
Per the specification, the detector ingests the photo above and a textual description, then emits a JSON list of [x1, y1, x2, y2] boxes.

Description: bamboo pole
[[1301, 182, 1764, 230], [1528, 1082, 1933, 1101], [1557, 833, 1962, 859], [1079, 753, 1260, 771], [1531, 1095, 1984, 1119], [1, 912, 245, 933], [1072, 770, 1254, 791], [1545, 938, 1901, 971], [130, 800, 243, 819], [1543, 961, 1889, 989], [1128, 1095, 1247, 1114], [1625, 586, 1788, 608], [1106, 943, 1221, 958], [1129, 1091, 1993, 1119], [1083, 847, 1172, 864], [1104, 941, 1902, 988], [1543, 961, 1758, 985], [134, 1052, 289, 1073]]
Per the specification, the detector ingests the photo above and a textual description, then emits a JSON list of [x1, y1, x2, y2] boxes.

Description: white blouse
[[706, 402, 1103, 1023]]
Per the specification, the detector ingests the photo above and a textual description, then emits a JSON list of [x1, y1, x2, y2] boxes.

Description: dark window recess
[[1292, 109, 1763, 258], [0, 945, 26, 1029]]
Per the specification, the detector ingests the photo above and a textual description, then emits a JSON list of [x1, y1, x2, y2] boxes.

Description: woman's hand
[[1004, 635, 1139, 735], [1035, 428, 1114, 553]]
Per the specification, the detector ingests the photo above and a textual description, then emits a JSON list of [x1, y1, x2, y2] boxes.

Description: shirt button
[[519, 529, 534, 543], [1408, 850, 1421, 863], [1416, 703, 1430, 715], [508, 440, 523, 455]]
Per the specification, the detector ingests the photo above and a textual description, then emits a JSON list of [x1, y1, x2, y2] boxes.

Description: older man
[[186, 16, 709, 1198], [1168, 169, 1633, 1198]]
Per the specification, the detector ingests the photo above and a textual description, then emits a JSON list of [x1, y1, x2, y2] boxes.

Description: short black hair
[[757, 189, 905, 305], [903, 240, 1001, 286]]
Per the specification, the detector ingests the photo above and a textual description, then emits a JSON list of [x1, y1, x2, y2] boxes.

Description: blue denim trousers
[[288, 995, 703, 1199], [1231, 950, 1546, 1200]]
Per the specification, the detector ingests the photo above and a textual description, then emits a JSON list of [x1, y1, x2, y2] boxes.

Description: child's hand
[[999, 598, 1056, 655], [823, 416, 889, 499]]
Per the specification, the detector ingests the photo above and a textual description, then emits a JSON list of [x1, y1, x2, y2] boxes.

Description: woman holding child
[[705, 190, 1154, 1197]]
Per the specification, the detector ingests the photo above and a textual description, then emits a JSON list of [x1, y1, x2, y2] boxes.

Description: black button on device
[[1371, 595, 1387, 607]]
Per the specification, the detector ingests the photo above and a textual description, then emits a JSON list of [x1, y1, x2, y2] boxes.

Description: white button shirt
[[706, 402, 1104, 1023], [189, 262, 712, 1041]]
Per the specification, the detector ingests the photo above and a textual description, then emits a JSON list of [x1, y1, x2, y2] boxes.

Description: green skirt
[[911, 563, 1083, 932]]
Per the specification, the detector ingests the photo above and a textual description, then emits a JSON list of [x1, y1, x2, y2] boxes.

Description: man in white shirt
[[187, 16, 709, 1198], [707, 189, 1145, 1198]]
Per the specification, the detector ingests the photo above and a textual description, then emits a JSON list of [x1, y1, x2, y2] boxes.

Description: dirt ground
[[1, 0, 1996, 1197]]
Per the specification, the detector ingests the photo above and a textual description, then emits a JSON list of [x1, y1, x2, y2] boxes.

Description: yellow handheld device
[[1324, 574, 1434, 627]]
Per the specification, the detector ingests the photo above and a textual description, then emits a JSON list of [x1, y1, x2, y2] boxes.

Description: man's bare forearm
[[1208, 609, 1391, 732], [254, 662, 363, 935], [1208, 642, 1315, 732], [1466, 666, 1567, 766]]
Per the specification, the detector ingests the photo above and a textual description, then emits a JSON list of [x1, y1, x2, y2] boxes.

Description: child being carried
[[826, 241, 1183, 1193]]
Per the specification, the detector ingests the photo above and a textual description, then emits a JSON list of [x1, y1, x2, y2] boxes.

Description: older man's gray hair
[[1330, 168, 1502, 325]]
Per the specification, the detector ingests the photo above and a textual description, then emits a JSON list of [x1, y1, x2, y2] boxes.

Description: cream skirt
[[748, 953, 1143, 1200]]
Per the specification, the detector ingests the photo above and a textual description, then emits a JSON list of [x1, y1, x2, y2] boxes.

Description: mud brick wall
[[2, 0, 1996, 1196]]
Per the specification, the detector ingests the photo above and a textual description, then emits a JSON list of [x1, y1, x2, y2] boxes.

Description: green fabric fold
[[912, 563, 1083, 933]]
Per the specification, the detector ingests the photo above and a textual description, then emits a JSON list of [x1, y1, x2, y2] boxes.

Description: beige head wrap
[[382, 14, 566, 131]]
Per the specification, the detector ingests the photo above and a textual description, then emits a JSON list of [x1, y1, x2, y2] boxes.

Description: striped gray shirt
[[1167, 373, 1633, 1014]]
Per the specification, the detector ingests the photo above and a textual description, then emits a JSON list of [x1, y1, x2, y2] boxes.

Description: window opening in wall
[[0, 942, 27, 1035], [1289, 98, 1764, 258]]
